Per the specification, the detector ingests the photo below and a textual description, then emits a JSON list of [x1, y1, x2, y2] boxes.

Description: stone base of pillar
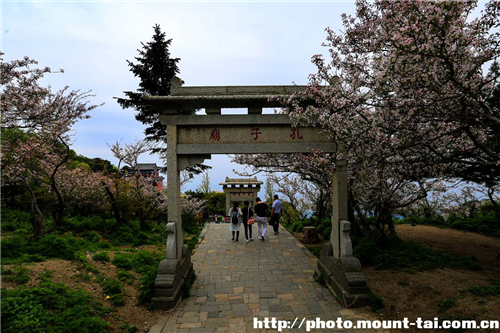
[[152, 245, 193, 310], [317, 242, 369, 308]]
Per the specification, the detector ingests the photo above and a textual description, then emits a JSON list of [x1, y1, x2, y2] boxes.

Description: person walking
[[254, 197, 268, 241], [228, 202, 242, 241], [241, 200, 254, 242], [271, 194, 283, 235]]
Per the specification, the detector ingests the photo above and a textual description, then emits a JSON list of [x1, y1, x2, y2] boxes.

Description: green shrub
[[112, 253, 134, 270], [438, 298, 457, 312], [101, 279, 123, 296], [93, 252, 110, 263], [467, 279, 500, 296], [3, 265, 30, 284], [1, 209, 31, 232], [367, 291, 385, 312], [101, 279, 125, 307], [117, 270, 136, 284], [305, 246, 321, 258], [353, 234, 481, 272], [137, 265, 159, 306], [1, 279, 110, 333]]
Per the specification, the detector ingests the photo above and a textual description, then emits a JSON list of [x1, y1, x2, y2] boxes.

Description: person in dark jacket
[[254, 197, 268, 241]]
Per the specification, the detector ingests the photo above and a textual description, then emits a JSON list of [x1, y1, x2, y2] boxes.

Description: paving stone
[[150, 223, 368, 333]]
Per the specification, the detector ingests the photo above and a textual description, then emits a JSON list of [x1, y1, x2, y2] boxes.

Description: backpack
[[231, 210, 239, 225]]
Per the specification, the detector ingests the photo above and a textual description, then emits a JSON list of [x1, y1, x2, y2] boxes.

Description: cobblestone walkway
[[152, 223, 377, 333]]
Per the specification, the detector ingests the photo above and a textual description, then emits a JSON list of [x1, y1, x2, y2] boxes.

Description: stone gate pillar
[[317, 158, 369, 308], [225, 191, 231, 215], [151, 124, 193, 310]]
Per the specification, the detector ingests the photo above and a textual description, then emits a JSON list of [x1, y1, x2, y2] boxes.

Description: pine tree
[[117, 24, 207, 172]]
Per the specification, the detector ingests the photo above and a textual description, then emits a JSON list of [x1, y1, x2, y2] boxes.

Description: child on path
[[228, 202, 242, 241]]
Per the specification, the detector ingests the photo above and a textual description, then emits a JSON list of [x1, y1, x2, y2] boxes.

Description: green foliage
[[112, 250, 162, 274], [438, 298, 457, 312], [112, 249, 164, 305], [101, 279, 125, 307], [1, 279, 110, 333], [367, 290, 385, 312], [117, 270, 136, 285], [1, 208, 31, 232], [353, 234, 481, 272], [119, 322, 138, 333], [93, 252, 110, 263], [2, 265, 30, 284], [182, 271, 197, 299], [313, 271, 326, 287], [466, 279, 500, 296], [287, 217, 331, 241], [305, 246, 321, 259], [137, 265, 159, 307]]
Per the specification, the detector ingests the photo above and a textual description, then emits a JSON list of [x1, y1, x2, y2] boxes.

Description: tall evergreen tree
[[117, 24, 208, 173]]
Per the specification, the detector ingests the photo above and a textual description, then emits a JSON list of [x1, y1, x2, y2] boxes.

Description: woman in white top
[[228, 202, 242, 241]]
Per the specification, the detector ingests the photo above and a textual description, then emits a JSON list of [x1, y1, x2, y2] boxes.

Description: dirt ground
[[365, 225, 500, 332]]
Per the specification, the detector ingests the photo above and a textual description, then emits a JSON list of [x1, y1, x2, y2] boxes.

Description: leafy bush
[[137, 265, 158, 307], [93, 252, 110, 263], [466, 279, 500, 296], [353, 234, 481, 272], [117, 270, 136, 284], [101, 279, 125, 307], [1, 279, 110, 333], [438, 298, 457, 312], [1, 208, 31, 232], [367, 291, 385, 312], [2, 265, 30, 284], [1, 231, 110, 264]]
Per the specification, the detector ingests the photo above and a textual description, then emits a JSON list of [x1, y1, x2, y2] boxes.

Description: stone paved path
[[151, 223, 381, 333]]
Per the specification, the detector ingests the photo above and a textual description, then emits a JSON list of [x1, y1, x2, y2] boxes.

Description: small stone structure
[[219, 177, 263, 214], [142, 77, 368, 309]]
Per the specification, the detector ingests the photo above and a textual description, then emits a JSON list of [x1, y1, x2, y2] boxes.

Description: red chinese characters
[[251, 128, 262, 141], [209, 128, 220, 141], [290, 128, 303, 140]]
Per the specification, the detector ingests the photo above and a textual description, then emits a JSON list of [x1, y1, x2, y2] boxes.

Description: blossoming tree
[[1, 54, 99, 237]]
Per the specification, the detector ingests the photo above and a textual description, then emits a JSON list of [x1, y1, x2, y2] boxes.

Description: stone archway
[[219, 177, 262, 215], [144, 77, 368, 309]]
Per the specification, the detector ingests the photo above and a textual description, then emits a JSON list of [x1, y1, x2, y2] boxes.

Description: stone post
[[225, 191, 231, 216], [152, 123, 194, 310], [331, 159, 348, 258], [167, 124, 182, 260]]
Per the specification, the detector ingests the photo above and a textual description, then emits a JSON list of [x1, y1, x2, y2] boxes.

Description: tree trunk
[[101, 180, 123, 232], [487, 187, 499, 219], [20, 174, 46, 238]]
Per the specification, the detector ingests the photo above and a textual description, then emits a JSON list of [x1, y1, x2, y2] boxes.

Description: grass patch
[[438, 298, 457, 312], [353, 235, 481, 272], [1, 279, 111, 333], [2, 265, 30, 284], [466, 279, 500, 297], [305, 246, 321, 258], [100, 278, 125, 307], [367, 290, 385, 312], [93, 252, 110, 263], [396, 208, 500, 238]]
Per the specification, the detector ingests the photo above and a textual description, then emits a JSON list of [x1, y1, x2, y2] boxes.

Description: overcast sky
[[2, 0, 358, 195]]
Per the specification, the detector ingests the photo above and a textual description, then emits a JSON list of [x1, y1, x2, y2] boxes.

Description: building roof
[[219, 176, 263, 186], [136, 163, 162, 170]]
